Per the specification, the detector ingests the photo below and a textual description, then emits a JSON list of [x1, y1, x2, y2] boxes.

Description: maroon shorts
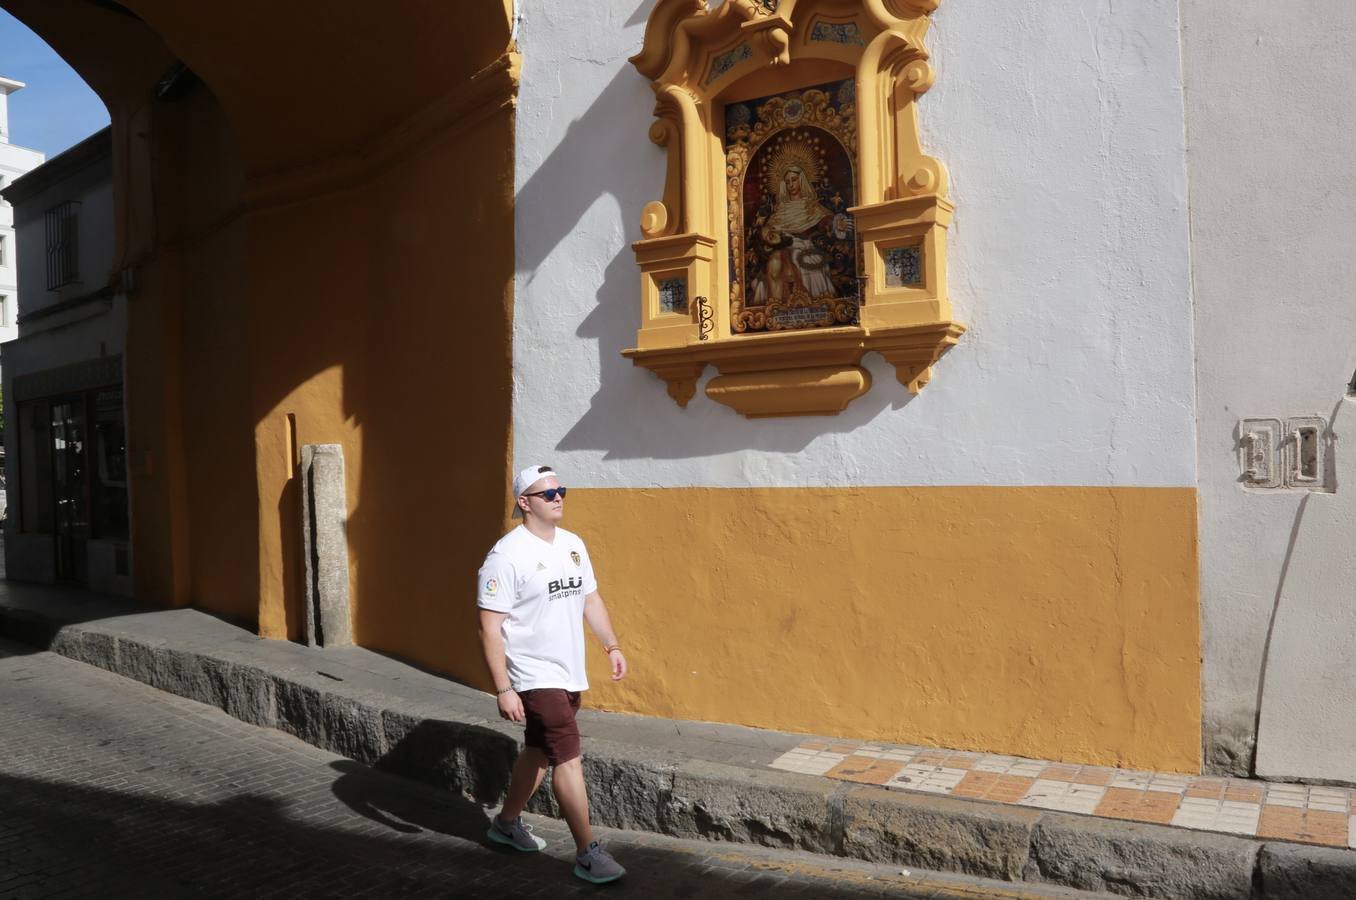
[[520, 689, 582, 766]]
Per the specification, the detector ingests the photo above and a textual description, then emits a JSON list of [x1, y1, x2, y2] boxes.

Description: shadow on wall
[[512, 21, 914, 463], [1250, 390, 1349, 776]]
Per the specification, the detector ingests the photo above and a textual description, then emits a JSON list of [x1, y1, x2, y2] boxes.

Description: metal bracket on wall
[[1285, 416, 1326, 489], [1239, 418, 1283, 489], [1238, 416, 1331, 492]]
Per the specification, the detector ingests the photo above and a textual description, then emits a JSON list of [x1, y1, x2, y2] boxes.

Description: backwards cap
[[511, 464, 556, 518]]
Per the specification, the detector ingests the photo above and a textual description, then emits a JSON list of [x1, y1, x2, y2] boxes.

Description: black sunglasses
[[523, 487, 567, 502]]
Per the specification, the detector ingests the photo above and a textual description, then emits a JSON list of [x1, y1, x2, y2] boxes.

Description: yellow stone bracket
[[623, 0, 964, 418]]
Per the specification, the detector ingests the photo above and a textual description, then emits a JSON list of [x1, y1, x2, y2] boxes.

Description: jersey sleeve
[[476, 555, 514, 612]]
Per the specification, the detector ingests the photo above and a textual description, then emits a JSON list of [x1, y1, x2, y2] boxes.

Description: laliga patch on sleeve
[[484, 578, 499, 596]]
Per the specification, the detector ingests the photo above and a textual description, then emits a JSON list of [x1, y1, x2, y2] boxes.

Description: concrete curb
[[5, 607, 1355, 899]]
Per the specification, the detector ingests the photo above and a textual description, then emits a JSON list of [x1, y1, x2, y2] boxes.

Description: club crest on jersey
[[570, 551, 581, 567]]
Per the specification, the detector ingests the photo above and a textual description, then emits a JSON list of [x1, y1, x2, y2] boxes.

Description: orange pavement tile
[[1258, 807, 1348, 847], [1260, 806, 1302, 825], [988, 775, 1038, 802], [1041, 766, 1080, 782], [1074, 769, 1113, 786], [779, 738, 1350, 848], [826, 756, 903, 786], [951, 771, 1036, 803], [953, 771, 1000, 798], [1094, 788, 1179, 825]]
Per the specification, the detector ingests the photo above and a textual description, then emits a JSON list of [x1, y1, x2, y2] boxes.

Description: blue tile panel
[[884, 246, 922, 287], [658, 277, 688, 314], [707, 42, 753, 85], [810, 22, 865, 47]]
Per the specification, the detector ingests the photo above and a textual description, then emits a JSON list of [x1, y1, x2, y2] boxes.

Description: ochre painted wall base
[[564, 485, 1201, 774]]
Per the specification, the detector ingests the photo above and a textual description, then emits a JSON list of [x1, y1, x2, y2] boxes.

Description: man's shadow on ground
[[329, 717, 560, 848]]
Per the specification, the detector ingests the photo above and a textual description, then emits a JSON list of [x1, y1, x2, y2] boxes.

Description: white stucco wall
[[0, 140, 45, 343], [512, 0, 1196, 490], [1253, 396, 1356, 782], [1182, 0, 1356, 774]]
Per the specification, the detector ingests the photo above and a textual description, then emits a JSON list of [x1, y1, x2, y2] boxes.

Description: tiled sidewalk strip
[[2, 598, 1356, 898], [772, 742, 1356, 849]]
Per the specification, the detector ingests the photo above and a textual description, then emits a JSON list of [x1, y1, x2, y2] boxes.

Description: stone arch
[[1, 0, 520, 686]]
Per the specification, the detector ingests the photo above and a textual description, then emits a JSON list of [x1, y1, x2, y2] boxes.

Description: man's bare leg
[[551, 756, 595, 851], [498, 747, 549, 821]]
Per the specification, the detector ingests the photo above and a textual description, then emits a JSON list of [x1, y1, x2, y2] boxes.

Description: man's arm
[[478, 608, 525, 722], [582, 591, 628, 681]]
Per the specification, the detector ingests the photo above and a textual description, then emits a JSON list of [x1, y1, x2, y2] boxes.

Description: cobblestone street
[[0, 638, 1107, 899]]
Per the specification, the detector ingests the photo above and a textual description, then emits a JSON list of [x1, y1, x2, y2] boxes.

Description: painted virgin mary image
[[727, 86, 861, 333], [749, 140, 853, 306]]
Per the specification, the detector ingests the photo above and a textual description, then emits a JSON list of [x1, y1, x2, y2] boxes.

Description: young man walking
[[476, 464, 629, 884]]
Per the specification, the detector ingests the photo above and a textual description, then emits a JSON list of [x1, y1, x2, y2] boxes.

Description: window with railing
[[45, 200, 80, 290]]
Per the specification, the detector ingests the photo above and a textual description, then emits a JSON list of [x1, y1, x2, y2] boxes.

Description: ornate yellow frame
[[623, 0, 964, 418]]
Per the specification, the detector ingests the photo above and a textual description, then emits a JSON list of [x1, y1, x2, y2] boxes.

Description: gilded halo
[[764, 136, 824, 191]]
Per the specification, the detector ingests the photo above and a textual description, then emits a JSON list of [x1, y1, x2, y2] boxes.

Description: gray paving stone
[[1025, 812, 1258, 899], [1256, 841, 1356, 900], [667, 758, 848, 856], [8, 582, 1356, 899], [0, 636, 1113, 899], [843, 785, 1040, 881]]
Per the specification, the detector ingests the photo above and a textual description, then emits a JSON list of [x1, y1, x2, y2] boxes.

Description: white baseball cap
[[511, 464, 558, 518]]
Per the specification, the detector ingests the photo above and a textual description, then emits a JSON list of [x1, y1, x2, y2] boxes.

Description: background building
[[0, 75, 45, 353], [0, 127, 128, 594], [0, 0, 1351, 785]]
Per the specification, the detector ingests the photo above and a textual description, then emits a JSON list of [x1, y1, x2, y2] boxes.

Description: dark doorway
[[50, 395, 88, 584]]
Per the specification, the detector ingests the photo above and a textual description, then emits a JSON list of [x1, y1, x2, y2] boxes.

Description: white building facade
[[1181, 0, 1356, 782], [0, 77, 45, 353], [507, 0, 1356, 781]]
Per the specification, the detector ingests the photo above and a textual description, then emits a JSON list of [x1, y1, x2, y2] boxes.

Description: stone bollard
[[300, 443, 352, 647]]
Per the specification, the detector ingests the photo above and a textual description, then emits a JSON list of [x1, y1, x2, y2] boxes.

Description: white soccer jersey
[[476, 525, 598, 692]]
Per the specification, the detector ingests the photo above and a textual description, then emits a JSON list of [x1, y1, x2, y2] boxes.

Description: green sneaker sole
[[486, 825, 544, 852], [573, 863, 625, 884]]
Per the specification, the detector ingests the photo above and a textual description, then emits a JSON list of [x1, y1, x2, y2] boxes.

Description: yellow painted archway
[[2, 0, 519, 684]]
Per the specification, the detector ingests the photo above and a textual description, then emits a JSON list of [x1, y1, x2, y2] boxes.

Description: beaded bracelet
[[604, 644, 622, 654]]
